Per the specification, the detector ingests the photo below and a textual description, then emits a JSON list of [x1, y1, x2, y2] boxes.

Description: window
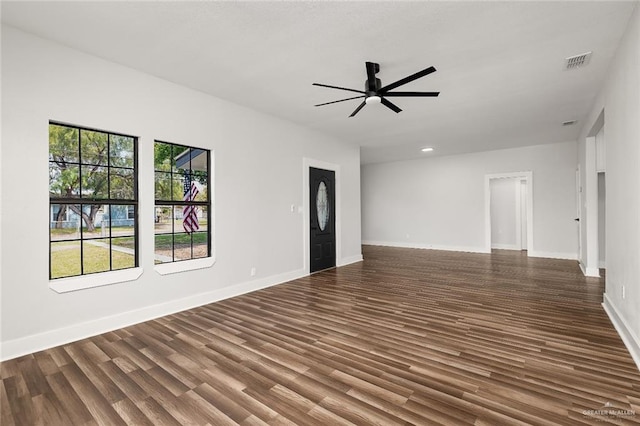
[[49, 122, 138, 279], [154, 141, 210, 264]]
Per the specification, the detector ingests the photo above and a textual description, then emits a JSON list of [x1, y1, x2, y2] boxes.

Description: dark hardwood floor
[[2, 246, 640, 425]]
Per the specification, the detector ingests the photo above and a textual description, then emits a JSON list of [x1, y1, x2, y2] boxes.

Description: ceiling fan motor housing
[[365, 78, 382, 97]]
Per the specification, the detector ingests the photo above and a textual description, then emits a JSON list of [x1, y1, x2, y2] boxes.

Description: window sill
[[154, 257, 215, 275], [49, 267, 144, 293]]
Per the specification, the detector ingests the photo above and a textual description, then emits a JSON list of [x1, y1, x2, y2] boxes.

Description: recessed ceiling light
[[421, 147, 434, 152]]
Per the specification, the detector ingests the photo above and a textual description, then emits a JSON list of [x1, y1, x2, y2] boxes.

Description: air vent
[[562, 120, 578, 126], [565, 52, 592, 70]]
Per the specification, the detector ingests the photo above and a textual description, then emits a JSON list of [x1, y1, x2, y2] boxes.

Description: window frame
[[48, 121, 139, 281], [153, 140, 212, 268]]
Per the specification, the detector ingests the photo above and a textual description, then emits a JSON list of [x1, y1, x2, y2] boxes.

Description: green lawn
[[113, 237, 135, 249], [155, 232, 207, 249], [49, 227, 78, 236], [51, 242, 134, 279], [51, 231, 208, 278]]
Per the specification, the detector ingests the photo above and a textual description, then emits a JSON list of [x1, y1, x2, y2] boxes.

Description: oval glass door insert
[[316, 181, 329, 231]]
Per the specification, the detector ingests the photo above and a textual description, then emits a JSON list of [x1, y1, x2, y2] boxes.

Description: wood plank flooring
[[2, 246, 640, 425]]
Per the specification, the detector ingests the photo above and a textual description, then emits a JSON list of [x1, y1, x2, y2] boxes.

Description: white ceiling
[[2, 1, 636, 164]]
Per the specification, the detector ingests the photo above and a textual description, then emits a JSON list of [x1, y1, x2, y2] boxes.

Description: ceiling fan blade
[[365, 62, 379, 92], [349, 101, 367, 117], [312, 83, 365, 94], [378, 66, 437, 93], [314, 95, 365, 107], [380, 97, 402, 113], [383, 91, 440, 97]]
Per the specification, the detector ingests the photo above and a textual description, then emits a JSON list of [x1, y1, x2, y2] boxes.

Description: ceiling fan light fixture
[[313, 62, 439, 117], [365, 95, 381, 105]]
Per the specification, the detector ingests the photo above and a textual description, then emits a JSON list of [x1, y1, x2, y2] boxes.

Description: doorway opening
[[580, 109, 605, 277], [485, 172, 533, 253]]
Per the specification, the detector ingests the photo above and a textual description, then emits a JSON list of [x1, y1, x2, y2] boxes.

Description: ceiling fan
[[313, 62, 439, 117]]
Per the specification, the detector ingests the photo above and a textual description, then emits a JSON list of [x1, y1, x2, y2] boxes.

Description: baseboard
[[602, 293, 640, 372], [578, 261, 601, 277], [0, 268, 308, 362], [527, 250, 578, 261], [579, 261, 587, 275], [363, 241, 577, 262], [362, 240, 489, 254], [491, 244, 521, 250], [363, 242, 579, 260], [338, 254, 363, 267]]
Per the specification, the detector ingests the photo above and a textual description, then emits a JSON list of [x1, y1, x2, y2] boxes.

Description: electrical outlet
[[250, 267, 256, 277]]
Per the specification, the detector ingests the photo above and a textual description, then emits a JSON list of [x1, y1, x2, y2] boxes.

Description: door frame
[[303, 158, 341, 274], [576, 166, 583, 264], [485, 171, 533, 254], [580, 110, 605, 277], [519, 179, 528, 250], [597, 171, 606, 269]]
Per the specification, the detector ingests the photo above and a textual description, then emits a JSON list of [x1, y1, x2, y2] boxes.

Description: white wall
[[598, 172, 606, 268], [579, 4, 640, 369], [362, 141, 578, 259], [490, 178, 518, 249], [0, 26, 362, 360]]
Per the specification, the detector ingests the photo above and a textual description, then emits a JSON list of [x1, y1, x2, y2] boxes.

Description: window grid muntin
[[154, 140, 211, 263], [49, 121, 138, 279]]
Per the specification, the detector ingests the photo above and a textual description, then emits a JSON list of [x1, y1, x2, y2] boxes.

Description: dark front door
[[310, 167, 336, 273]]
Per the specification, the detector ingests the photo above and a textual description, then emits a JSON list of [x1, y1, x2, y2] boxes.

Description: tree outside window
[[154, 140, 210, 263], [49, 123, 138, 279]]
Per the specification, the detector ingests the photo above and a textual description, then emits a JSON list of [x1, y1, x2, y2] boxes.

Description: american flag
[[182, 173, 200, 233]]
